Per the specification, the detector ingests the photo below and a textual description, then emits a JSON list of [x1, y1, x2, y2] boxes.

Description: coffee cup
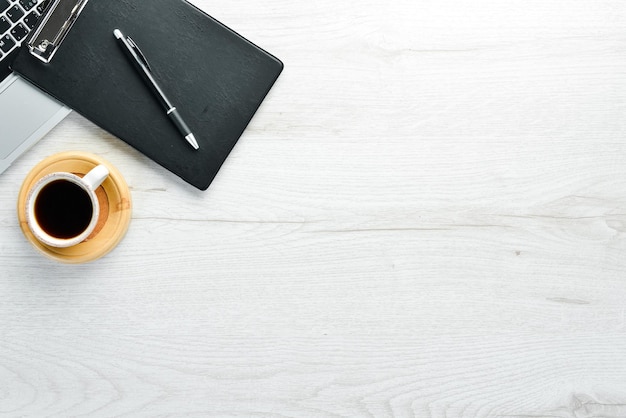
[[24, 165, 109, 248]]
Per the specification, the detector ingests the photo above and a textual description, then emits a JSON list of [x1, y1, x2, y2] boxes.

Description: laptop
[[0, 0, 70, 174]]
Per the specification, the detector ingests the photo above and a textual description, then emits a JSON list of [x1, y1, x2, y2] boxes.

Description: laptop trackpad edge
[[0, 76, 66, 159]]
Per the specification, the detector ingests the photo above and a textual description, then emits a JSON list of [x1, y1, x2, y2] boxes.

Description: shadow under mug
[[25, 165, 110, 248]]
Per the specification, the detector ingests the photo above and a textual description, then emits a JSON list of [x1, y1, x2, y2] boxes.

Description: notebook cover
[[12, 0, 283, 190]]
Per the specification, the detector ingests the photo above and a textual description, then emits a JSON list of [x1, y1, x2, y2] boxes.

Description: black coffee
[[34, 180, 93, 239]]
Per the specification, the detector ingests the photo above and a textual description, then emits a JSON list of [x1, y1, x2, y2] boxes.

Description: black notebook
[[12, 0, 283, 190]]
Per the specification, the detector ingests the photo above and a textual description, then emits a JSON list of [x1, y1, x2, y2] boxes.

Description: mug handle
[[82, 164, 110, 190]]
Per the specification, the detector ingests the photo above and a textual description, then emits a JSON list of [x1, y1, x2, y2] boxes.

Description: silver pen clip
[[126, 36, 151, 71], [28, 0, 89, 63]]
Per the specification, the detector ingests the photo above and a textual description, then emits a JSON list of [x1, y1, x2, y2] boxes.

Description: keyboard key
[[7, 4, 25, 23], [0, 0, 10, 13], [37, 0, 50, 14], [23, 11, 39, 30], [0, 15, 10, 33], [11, 23, 28, 42], [19, 0, 37, 12], [0, 34, 15, 53]]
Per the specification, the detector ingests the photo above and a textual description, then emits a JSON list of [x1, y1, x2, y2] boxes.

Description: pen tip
[[186, 134, 200, 150], [113, 29, 123, 39]]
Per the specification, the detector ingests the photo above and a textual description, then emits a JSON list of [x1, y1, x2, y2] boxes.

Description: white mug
[[25, 165, 110, 248]]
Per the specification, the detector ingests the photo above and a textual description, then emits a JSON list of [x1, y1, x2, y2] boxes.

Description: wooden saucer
[[17, 151, 132, 264]]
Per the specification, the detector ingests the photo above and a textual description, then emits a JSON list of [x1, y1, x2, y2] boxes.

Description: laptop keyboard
[[0, 0, 48, 62]]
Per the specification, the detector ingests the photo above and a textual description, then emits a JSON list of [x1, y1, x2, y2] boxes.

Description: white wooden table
[[1, 0, 626, 416]]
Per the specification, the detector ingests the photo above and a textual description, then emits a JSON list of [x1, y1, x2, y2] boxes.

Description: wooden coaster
[[17, 151, 132, 264]]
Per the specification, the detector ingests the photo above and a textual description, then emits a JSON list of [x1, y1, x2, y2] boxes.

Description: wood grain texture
[[1, 0, 626, 416]]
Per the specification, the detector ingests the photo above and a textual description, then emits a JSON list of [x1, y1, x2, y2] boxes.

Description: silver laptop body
[[0, 0, 70, 175]]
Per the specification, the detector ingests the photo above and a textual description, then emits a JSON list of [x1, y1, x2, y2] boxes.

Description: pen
[[113, 28, 199, 150]]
